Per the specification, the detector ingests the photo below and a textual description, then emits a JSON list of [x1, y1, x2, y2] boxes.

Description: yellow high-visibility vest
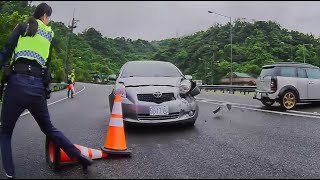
[[13, 19, 54, 67]]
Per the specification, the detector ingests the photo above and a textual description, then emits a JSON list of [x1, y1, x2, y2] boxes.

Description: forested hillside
[[1, 1, 319, 84]]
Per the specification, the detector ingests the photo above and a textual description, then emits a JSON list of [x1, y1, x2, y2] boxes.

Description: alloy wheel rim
[[283, 92, 295, 109]]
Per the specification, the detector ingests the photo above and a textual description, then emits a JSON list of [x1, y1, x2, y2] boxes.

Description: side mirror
[[189, 81, 200, 96], [185, 75, 192, 80], [108, 74, 117, 81]]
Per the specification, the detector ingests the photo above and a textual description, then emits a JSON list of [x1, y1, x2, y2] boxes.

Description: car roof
[[262, 62, 319, 69], [119, 60, 184, 77], [124, 60, 173, 66]]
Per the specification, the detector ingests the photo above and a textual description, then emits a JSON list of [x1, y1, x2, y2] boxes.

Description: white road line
[[287, 110, 320, 116], [20, 84, 86, 117], [197, 100, 320, 119], [196, 97, 320, 117]]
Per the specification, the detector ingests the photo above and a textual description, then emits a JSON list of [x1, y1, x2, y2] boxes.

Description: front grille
[[137, 93, 175, 104], [137, 112, 180, 121]]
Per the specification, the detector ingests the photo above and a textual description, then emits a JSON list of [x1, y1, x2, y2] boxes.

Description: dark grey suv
[[254, 62, 320, 110]]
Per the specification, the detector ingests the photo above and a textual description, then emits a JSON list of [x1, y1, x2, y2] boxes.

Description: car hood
[[118, 77, 183, 87]]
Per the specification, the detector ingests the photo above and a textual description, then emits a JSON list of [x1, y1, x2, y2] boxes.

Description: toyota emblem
[[153, 92, 162, 98]]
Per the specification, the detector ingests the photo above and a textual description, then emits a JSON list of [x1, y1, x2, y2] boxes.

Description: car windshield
[[120, 62, 182, 78]]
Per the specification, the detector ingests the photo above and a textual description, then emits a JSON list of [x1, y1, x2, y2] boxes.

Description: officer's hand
[[45, 87, 51, 99]]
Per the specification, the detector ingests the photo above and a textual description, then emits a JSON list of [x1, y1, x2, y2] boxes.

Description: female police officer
[[0, 3, 92, 178]]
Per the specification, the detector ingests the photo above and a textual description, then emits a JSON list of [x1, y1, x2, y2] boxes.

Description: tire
[[261, 99, 275, 107], [280, 90, 297, 110]]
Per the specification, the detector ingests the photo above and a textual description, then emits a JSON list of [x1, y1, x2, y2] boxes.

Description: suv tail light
[[270, 78, 277, 92]]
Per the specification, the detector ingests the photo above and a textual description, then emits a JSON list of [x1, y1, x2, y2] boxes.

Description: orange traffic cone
[[101, 93, 131, 156], [45, 137, 108, 169]]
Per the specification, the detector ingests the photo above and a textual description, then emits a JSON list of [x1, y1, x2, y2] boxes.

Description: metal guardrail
[[50, 83, 67, 92], [198, 85, 257, 95], [2, 83, 67, 93]]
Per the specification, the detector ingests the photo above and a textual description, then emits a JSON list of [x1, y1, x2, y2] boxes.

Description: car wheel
[[280, 90, 297, 110], [261, 99, 275, 107]]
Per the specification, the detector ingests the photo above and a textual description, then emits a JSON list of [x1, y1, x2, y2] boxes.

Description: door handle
[[309, 81, 314, 84]]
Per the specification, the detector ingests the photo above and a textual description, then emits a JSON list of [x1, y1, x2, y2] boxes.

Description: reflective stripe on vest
[[37, 28, 53, 42], [14, 50, 45, 65], [13, 19, 54, 67]]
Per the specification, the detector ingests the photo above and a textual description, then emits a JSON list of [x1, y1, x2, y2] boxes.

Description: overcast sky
[[33, 1, 320, 41]]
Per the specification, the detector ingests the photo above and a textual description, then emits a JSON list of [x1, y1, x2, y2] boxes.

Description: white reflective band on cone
[[111, 102, 122, 115], [79, 145, 88, 155], [109, 117, 124, 127], [91, 148, 103, 159]]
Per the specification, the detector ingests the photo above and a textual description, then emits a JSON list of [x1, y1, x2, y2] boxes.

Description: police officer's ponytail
[[24, 3, 52, 37], [24, 17, 38, 37]]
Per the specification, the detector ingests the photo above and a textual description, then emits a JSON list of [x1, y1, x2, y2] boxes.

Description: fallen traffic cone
[[45, 136, 108, 170], [101, 93, 131, 156]]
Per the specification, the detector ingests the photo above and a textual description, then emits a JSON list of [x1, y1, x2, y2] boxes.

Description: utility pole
[[65, 8, 79, 82], [211, 49, 214, 85], [208, 11, 233, 85], [303, 44, 313, 64]]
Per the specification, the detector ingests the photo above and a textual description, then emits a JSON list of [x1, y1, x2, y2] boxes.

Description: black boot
[[78, 154, 93, 172], [5, 173, 14, 179]]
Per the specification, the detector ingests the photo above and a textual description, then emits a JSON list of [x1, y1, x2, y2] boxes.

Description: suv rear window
[[260, 67, 275, 78], [279, 67, 296, 77]]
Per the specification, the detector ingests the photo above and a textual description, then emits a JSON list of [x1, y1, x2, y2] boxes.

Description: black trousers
[[0, 74, 81, 177]]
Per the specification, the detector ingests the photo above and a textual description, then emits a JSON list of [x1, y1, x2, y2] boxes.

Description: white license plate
[[149, 106, 169, 116], [256, 92, 262, 99]]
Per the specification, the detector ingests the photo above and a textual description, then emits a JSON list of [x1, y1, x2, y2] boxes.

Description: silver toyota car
[[108, 60, 200, 126]]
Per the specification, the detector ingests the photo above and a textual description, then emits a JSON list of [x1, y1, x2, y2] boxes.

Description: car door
[[306, 68, 320, 100], [296, 68, 308, 100]]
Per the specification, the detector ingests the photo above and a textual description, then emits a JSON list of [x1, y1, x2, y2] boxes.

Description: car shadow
[[260, 102, 319, 112], [124, 123, 197, 135], [295, 102, 320, 110]]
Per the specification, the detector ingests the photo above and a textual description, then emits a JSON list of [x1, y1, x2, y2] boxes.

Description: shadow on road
[[256, 102, 318, 112], [125, 123, 196, 135], [295, 102, 320, 110]]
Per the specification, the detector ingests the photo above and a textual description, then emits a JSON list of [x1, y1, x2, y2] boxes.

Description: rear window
[[279, 67, 296, 77], [297, 68, 307, 78], [260, 67, 275, 78]]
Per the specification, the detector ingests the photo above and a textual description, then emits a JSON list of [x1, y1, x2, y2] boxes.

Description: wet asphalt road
[[1, 83, 320, 178], [198, 90, 320, 113]]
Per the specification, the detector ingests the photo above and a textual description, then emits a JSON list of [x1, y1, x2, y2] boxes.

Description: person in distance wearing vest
[[67, 69, 75, 98], [0, 3, 93, 179]]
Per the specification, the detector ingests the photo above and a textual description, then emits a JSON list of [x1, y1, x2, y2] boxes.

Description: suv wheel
[[280, 90, 297, 110], [261, 99, 275, 107]]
